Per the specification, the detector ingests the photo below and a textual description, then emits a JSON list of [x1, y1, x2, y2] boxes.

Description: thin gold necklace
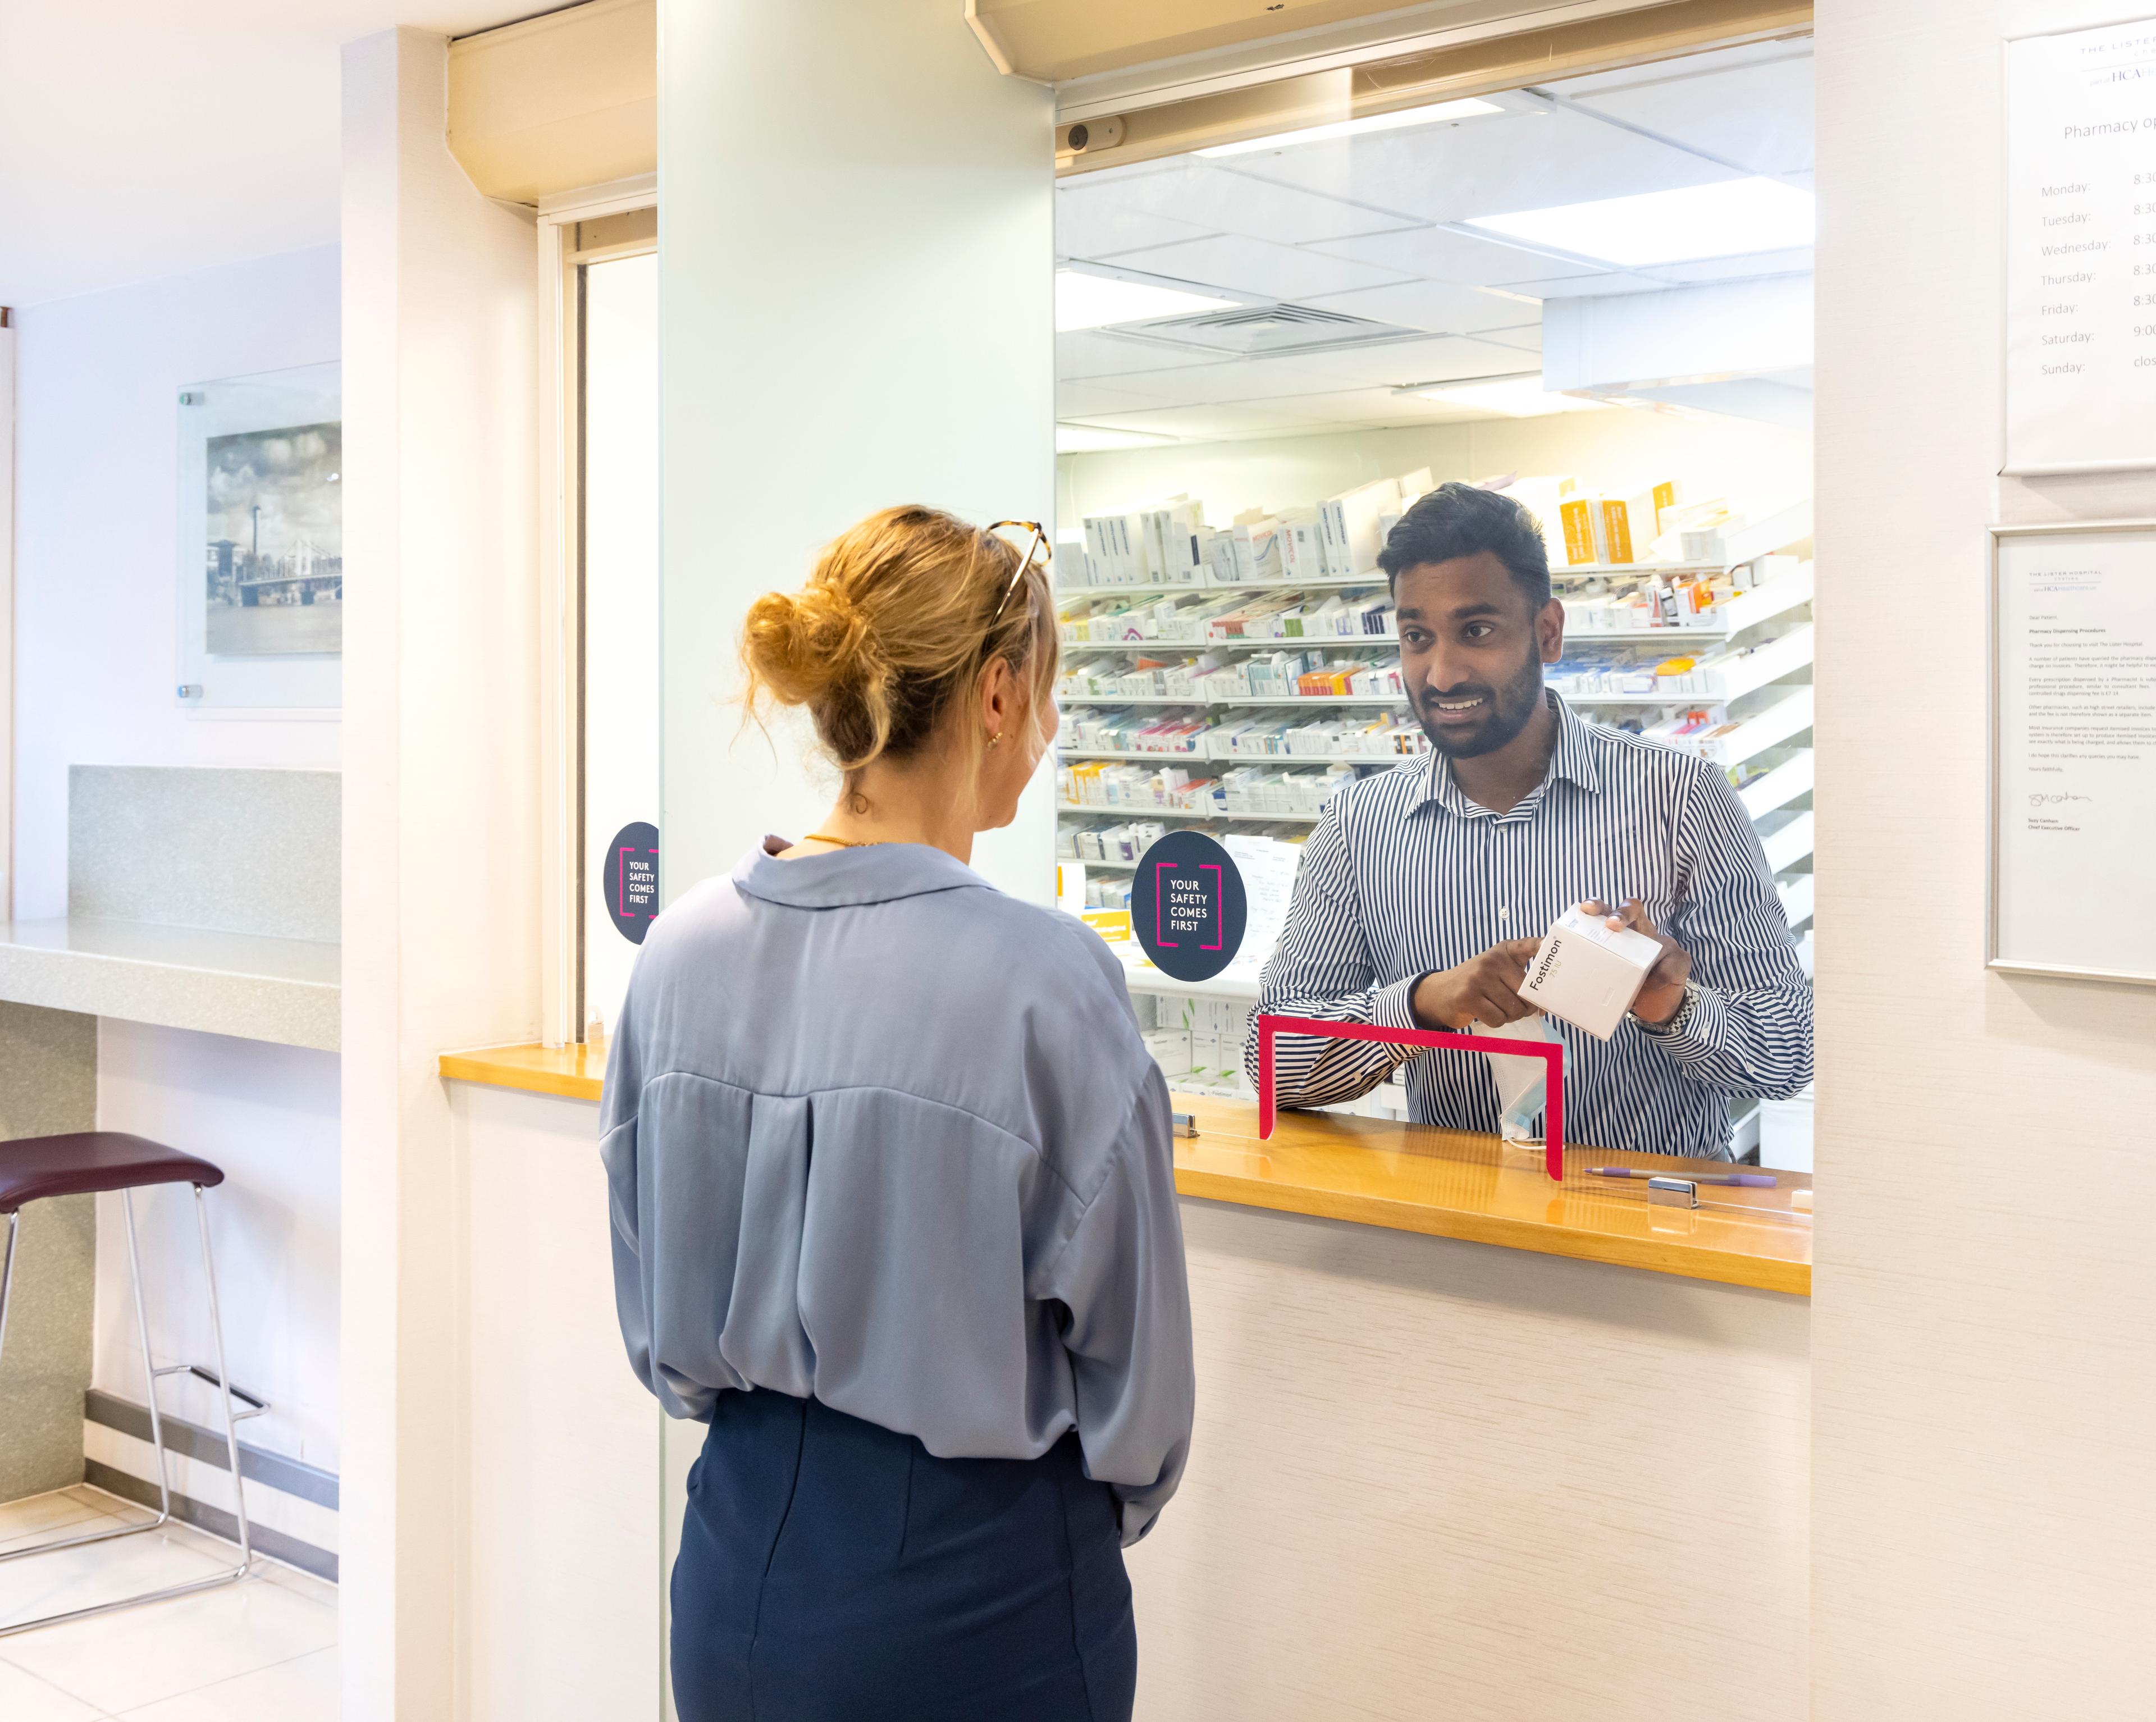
[[801, 833, 881, 848]]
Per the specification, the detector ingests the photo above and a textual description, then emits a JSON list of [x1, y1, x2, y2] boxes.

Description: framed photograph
[[1989, 519, 2156, 983], [176, 362, 341, 711]]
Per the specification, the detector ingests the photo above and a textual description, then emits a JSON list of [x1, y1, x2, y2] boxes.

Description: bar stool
[[0, 1132, 262, 1636]]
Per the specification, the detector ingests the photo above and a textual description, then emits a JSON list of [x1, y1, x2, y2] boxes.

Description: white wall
[[1134, 1201, 1807, 1722], [658, 0, 1056, 906], [450, 1081, 664, 1722], [1813, 2, 2156, 1716], [341, 27, 540, 1722], [8, 248, 348, 1540], [1058, 405, 1812, 539], [84, 1017, 344, 1570], [10, 246, 341, 922], [92, 1021, 341, 1472]]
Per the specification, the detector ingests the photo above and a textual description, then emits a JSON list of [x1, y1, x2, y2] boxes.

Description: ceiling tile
[[1057, 376, 1198, 417], [1295, 278, 1543, 337], [1063, 335, 1536, 410], [1477, 323, 1543, 353], [1061, 157, 1185, 191], [1307, 224, 1609, 289], [1527, 271, 1671, 299], [1568, 57, 1815, 178], [1286, 387, 1486, 427], [1070, 159, 1424, 244], [1055, 192, 1214, 260], [1077, 353, 1359, 406], [1650, 248, 1815, 285], [1295, 334, 1536, 391], [1071, 403, 1351, 442], [1217, 107, 1732, 229], [1104, 233, 1410, 300], [1056, 328, 1227, 380]]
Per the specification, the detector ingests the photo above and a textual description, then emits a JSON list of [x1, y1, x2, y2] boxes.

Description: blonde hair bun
[[739, 505, 1056, 774], [741, 582, 880, 710]]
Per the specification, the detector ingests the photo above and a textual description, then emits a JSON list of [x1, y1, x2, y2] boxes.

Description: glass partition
[[580, 249, 661, 1038], [1052, 38, 1817, 1165]]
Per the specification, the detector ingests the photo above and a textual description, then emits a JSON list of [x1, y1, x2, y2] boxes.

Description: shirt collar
[[732, 837, 989, 909], [1414, 690, 1603, 815]]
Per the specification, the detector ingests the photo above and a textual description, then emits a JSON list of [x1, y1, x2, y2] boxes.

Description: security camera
[[1058, 117, 1124, 156]]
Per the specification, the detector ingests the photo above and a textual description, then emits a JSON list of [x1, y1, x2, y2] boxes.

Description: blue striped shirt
[[1245, 693, 1812, 1159]]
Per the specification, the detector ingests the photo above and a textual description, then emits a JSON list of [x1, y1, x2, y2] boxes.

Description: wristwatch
[[1634, 980, 1701, 1037]]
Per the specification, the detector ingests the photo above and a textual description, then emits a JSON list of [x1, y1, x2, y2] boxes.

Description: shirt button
[[1498, 906, 1510, 921]]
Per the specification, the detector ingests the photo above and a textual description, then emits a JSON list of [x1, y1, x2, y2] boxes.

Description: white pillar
[[339, 28, 540, 1721], [657, 0, 1056, 902], [1814, 1, 2156, 1715]]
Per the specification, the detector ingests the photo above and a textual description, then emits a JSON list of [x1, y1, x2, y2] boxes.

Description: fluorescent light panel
[[1467, 176, 1815, 267], [1410, 377, 1610, 418], [1198, 97, 1504, 158], [1054, 270, 1239, 332]]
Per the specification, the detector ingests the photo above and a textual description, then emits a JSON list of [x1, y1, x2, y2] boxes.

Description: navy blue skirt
[[670, 1390, 1137, 1722]]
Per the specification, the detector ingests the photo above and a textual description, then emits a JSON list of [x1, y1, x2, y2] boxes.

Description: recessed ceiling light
[[1198, 97, 1505, 158], [1055, 271, 1239, 332], [1466, 176, 1815, 267], [1056, 423, 1180, 453], [1406, 376, 1611, 418]]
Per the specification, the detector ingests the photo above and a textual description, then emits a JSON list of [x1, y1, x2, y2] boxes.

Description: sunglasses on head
[[984, 520, 1049, 624]]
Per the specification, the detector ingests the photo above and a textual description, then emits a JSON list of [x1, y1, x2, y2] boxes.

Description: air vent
[[1113, 302, 1426, 357]]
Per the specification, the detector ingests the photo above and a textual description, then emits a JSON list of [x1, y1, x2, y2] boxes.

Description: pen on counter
[[1586, 1166, 1778, 1189]]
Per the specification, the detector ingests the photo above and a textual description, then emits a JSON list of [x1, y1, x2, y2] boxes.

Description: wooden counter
[[438, 1044, 1811, 1295], [439, 1039, 605, 1101], [1171, 1091, 1809, 1295]]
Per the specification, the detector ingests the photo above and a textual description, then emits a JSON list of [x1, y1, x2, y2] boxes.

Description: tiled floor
[[0, 1487, 336, 1720]]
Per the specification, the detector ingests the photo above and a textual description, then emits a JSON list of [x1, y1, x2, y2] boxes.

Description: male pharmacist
[[1245, 481, 1811, 1158]]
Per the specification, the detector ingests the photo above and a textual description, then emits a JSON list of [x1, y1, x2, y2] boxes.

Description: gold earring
[[988, 730, 1004, 748]]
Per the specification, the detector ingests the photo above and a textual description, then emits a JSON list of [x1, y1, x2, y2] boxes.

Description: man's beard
[[1414, 649, 1547, 759]]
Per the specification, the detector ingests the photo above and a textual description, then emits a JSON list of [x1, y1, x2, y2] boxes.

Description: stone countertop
[[0, 919, 340, 1051]]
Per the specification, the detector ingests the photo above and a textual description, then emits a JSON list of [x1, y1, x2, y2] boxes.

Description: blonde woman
[[601, 506, 1194, 1722]]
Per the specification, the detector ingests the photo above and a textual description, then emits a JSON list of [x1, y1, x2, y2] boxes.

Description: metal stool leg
[[0, 1210, 17, 1361], [125, 1186, 176, 1529], [191, 1182, 251, 1569], [0, 1183, 253, 1638], [0, 1193, 177, 1570]]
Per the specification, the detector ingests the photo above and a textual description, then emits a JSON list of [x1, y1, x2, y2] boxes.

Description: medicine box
[[1517, 906, 1663, 1040]]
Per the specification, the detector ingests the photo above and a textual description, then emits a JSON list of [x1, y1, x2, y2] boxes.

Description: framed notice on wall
[[1991, 521, 2156, 982], [2004, 19, 2156, 475]]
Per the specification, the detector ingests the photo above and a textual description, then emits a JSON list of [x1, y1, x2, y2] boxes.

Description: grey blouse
[[600, 839, 1195, 1543]]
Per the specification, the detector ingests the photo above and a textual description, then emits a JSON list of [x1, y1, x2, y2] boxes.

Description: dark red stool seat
[[0, 1132, 224, 1214]]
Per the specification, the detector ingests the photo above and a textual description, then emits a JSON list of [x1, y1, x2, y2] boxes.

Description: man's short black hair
[[1377, 480, 1552, 610]]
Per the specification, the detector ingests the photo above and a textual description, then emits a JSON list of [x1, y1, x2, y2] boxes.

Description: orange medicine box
[[1556, 496, 1600, 565], [1596, 497, 1636, 564]]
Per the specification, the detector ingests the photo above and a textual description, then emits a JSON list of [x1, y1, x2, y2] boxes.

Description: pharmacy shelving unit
[[1053, 500, 1816, 1140]]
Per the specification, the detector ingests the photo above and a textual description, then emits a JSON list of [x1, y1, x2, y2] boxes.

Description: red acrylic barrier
[[1254, 1013, 1565, 1183]]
